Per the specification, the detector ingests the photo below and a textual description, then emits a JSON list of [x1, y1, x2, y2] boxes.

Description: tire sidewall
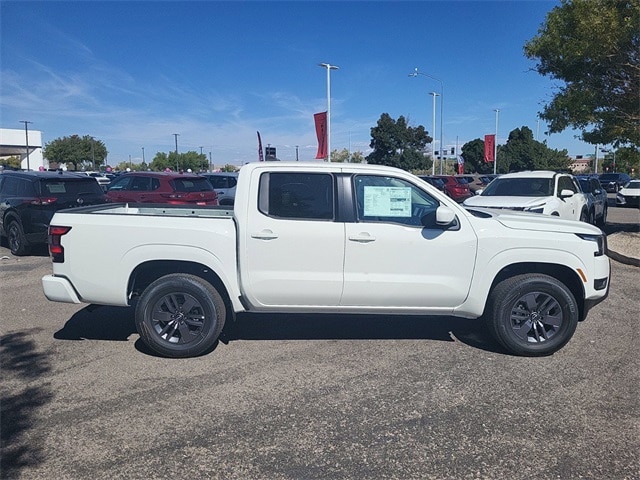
[[491, 276, 578, 356], [8, 221, 29, 256], [135, 274, 225, 358]]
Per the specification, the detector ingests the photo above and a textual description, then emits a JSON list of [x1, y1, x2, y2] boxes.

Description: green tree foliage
[[1, 156, 22, 169], [150, 151, 209, 172], [366, 113, 432, 171], [602, 146, 640, 175], [498, 126, 571, 172], [524, 0, 640, 147], [330, 148, 365, 163], [460, 139, 494, 174], [462, 127, 571, 173], [43, 135, 108, 170]]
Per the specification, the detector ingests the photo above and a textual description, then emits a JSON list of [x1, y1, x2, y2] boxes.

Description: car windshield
[[623, 180, 640, 189], [480, 177, 554, 197]]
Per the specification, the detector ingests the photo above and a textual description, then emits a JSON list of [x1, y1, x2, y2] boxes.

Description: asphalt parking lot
[[1, 204, 638, 480]]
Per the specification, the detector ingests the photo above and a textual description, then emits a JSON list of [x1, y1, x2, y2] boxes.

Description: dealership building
[[0, 127, 46, 170]]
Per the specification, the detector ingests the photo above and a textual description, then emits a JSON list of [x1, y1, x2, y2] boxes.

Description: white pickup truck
[[42, 162, 610, 358]]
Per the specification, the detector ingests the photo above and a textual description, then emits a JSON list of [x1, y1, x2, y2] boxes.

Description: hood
[[463, 195, 547, 209], [465, 207, 603, 235]]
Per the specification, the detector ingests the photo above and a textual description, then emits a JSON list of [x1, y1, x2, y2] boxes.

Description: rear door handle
[[251, 229, 279, 240]]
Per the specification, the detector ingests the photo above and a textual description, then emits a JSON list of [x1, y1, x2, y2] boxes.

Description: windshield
[[480, 177, 554, 197], [623, 180, 640, 189]]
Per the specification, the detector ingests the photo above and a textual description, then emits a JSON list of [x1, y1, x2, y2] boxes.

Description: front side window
[[557, 176, 577, 195], [354, 175, 439, 227], [259, 172, 334, 220]]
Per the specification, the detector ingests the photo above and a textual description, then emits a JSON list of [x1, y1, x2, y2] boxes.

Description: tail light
[[48, 226, 72, 263], [31, 197, 58, 205]]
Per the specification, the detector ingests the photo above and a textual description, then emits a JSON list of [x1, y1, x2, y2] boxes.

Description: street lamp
[[428, 92, 439, 175], [142, 146, 145, 165], [318, 62, 339, 162], [409, 68, 444, 174], [19, 121, 32, 170]]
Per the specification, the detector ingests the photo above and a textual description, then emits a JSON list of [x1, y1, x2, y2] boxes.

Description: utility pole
[[173, 133, 180, 171], [19, 121, 32, 170]]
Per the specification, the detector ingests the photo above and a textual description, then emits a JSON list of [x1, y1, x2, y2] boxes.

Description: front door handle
[[348, 233, 376, 243]]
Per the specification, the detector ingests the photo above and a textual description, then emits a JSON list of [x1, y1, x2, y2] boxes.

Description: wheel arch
[[489, 262, 586, 321], [128, 260, 236, 322]]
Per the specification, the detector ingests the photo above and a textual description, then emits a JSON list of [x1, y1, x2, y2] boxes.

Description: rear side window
[[259, 172, 334, 220], [171, 177, 214, 192], [41, 179, 104, 196]]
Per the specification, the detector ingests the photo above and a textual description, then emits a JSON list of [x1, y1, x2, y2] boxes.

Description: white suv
[[463, 171, 590, 222]]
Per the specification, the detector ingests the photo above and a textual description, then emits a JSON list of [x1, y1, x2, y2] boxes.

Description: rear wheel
[[135, 274, 226, 358], [7, 221, 31, 256], [485, 274, 579, 356]]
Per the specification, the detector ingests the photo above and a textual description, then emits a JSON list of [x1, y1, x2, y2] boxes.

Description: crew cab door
[[239, 171, 344, 307], [341, 174, 477, 309]]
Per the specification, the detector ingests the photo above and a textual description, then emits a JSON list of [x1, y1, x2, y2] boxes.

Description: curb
[[607, 249, 640, 267]]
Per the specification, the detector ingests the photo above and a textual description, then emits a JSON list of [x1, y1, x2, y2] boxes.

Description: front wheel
[[135, 274, 226, 358], [485, 274, 579, 356]]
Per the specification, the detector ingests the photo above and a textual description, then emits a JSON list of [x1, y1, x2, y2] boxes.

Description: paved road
[[1, 206, 638, 480]]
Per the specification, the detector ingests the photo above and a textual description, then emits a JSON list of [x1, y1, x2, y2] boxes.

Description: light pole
[[295, 145, 299, 161], [409, 68, 444, 174], [428, 92, 439, 175], [318, 62, 339, 162], [142, 147, 145, 165], [494, 109, 500, 175], [173, 133, 180, 171], [19, 121, 32, 170]]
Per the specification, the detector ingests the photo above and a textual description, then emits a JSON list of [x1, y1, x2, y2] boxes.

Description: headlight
[[576, 233, 607, 257], [525, 204, 545, 214]]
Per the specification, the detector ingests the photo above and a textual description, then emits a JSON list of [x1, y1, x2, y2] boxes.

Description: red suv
[[106, 172, 218, 205], [433, 175, 472, 202]]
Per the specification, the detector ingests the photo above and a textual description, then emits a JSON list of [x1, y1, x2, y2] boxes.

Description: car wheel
[[579, 209, 589, 223], [7, 221, 31, 256], [485, 274, 579, 357], [596, 205, 608, 228], [135, 273, 226, 358]]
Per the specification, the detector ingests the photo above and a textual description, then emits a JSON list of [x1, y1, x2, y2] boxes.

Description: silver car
[[200, 172, 238, 206]]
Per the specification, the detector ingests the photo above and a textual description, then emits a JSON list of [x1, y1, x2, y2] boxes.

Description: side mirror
[[559, 189, 574, 199], [475, 189, 484, 195], [435, 205, 456, 227]]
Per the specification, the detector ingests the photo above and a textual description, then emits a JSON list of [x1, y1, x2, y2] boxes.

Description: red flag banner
[[484, 134, 496, 162], [257, 131, 264, 161], [314, 112, 327, 159]]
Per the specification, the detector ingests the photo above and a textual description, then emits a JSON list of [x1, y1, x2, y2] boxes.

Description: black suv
[[598, 172, 631, 193], [0, 171, 108, 255]]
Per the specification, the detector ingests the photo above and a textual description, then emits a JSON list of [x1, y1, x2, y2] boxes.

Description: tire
[[596, 205, 608, 228], [135, 273, 226, 358], [7, 220, 31, 256], [579, 209, 589, 223], [485, 274, 579, 357]]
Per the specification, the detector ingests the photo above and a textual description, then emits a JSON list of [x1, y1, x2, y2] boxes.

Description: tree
[[43, 135, 108, 170], [524, 0, 640, 147], [462, 127, 571, 174], [460, 139, 494, 174], [150, 151, 209, 172], [602, 146, 640, 174], [329, 148, 365, 163], [1, 156, 22, 170], [366, 113, 432, 171]]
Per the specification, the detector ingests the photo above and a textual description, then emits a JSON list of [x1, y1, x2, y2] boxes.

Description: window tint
[[172, 177, 213, 192], [557, 176, 576, 194], [354, 175, 439, 227], [131, 176, 152, 191], [260, 172, 334, 220], [108, 176, 132, 191], [41, 179, 103, 196], [483, 178, 553, 196]]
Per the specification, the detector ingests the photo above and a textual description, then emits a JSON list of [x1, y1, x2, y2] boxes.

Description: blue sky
[[1, 1, 597, 167]]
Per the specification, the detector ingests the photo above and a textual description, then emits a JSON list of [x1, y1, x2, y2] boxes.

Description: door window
[[353, 175, 439, 228], [260, 172, 334, 220]]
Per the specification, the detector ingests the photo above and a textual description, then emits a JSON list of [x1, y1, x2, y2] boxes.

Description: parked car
[[74, 171, 111, 190], [599, 172, 631, 193], [432, 175, 472, 202], [106, 171, 218, 205], [576, 175, 608, 226], [616, 179, 640, 207], [0, 170, 108, 255], [200, 172, 238, 206], [417, 175, 446, 192], [463, 170, 590, 222], [456, 174, 490, 195]]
